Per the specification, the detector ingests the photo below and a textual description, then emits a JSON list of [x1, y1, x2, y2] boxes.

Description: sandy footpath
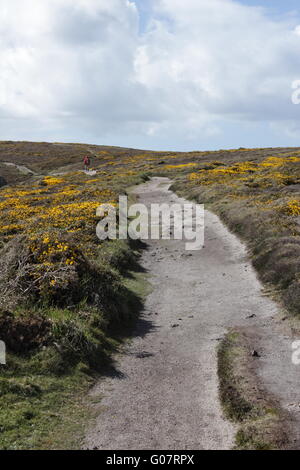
[[83, 177, 300, 450]]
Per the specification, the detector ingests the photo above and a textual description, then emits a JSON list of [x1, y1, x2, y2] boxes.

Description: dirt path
[[1, 161, 37, 175], [83, 177, 300, 450], [1, 161, 98, 178]]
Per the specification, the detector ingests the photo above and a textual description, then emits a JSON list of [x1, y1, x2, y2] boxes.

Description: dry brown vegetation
[[170, 147, 300, 316], [0, 140, 173, 179]]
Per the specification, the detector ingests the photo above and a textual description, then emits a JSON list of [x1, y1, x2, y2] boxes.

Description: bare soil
[[83, 177, 300, 450]]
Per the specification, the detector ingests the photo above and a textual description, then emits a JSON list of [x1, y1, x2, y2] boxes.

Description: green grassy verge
[[218, 330, 289, 450], [0, 147, 157, 449], [0, 238, 148, 449]]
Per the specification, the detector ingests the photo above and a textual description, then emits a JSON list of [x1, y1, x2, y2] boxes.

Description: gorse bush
[[0, 147, 154, 448]]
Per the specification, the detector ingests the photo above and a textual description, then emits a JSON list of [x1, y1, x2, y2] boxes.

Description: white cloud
[[0, 0, 151, 122], [137, 0, 300, 126], [0, 0, 300, 148]]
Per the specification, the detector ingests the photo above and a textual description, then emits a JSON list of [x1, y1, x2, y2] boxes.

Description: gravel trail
[[83, 177, 300, 450]]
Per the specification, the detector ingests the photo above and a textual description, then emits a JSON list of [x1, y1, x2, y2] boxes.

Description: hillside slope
[[0, 142, 300, 449]]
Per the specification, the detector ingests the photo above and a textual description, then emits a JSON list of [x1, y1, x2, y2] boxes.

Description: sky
[[1, 0, 300, 151]]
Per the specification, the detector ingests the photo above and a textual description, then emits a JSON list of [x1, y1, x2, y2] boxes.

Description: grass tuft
[[218, 329, 289, 450]]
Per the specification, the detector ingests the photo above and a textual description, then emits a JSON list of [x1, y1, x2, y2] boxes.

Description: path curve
[[1, 161, 37, 175], [83, 177, 299, 450]]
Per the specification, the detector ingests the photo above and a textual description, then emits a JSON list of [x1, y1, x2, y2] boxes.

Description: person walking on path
[[83, 155, 90, 171]]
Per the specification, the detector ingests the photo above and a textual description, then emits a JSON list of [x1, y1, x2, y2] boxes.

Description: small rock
[[251, 350, 260, 358], [171, 324, 180, 328], [247, 314, 256, 319], [136, 351, 153, 359]]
